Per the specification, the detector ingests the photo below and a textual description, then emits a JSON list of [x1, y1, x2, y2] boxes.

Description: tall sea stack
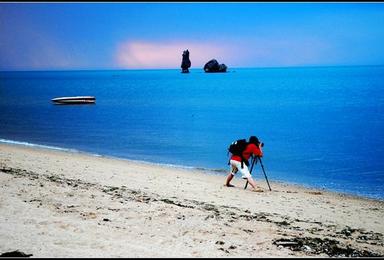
[[181, 49, 191, 73]]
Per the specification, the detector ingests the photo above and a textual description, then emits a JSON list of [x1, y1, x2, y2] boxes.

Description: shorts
[[229, 159, 251, 179]]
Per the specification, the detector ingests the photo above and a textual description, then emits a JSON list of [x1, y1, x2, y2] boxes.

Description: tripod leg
[[258, 158, 272, 191]]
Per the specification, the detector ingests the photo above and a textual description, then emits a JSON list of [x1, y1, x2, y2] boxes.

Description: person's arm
[[253, 144, 263, 157], [258, 144, 263, 157]]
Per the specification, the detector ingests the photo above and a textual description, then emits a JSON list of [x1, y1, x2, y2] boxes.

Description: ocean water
[[0, 66, 383, 200]]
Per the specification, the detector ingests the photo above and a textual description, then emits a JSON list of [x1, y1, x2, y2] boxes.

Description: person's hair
[[249, 136, 259, 145]]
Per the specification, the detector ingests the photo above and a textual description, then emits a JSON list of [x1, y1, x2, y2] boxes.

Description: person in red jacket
[[225, 136, 263, 192]]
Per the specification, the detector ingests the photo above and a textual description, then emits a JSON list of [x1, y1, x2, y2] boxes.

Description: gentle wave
[[0, 138, 227, 175], [105, 155, 228, 174], [0, 138, 80, 153]]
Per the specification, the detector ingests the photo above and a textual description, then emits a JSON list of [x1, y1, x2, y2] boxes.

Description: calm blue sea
[[0, 66, 383, 200]]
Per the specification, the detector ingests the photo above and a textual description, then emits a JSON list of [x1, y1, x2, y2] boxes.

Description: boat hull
[[51, 96, 96, 105]]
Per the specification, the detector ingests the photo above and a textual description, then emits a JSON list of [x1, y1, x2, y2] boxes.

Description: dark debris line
[[273, 237, 383, 257], [0, 250, 33, 257]]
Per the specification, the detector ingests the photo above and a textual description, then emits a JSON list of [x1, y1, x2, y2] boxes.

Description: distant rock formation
[[181, 49, 191, 73], [203, 59, 227, 73]]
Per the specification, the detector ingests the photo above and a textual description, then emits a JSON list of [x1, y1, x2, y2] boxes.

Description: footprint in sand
[[306, 191, 322, 195], [80, 212, 97, 220]]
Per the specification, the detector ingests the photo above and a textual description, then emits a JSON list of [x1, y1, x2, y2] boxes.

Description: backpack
[[228, 139, 248, 168]]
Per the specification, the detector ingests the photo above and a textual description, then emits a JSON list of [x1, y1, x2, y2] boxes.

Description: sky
[[0, 2, 384, 70]]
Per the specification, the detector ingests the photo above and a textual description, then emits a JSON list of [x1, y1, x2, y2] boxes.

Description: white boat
[[51, 96, 96, 104]]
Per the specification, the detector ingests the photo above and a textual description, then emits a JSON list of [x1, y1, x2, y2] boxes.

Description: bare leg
[[247, 177, 263, 192], [225, 173, 235, 187]]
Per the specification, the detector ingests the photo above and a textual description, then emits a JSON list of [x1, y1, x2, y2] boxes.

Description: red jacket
[[231, 143, 263, 162]]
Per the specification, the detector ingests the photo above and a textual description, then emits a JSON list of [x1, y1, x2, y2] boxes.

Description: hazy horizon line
[[1, 63, 383, 73]]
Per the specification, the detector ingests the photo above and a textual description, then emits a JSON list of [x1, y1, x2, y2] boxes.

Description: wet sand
[[0, 143, 383, 257]]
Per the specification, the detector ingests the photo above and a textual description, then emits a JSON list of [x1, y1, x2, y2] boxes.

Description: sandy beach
[[0, 143, 383, 257]]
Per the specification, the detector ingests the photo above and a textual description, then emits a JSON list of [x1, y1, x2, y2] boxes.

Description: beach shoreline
[[1, 143, 383, 257], [1, 139, 381, 203]]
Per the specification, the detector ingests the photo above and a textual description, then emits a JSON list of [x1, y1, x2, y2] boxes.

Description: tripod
[[244, 156, 272, 191]]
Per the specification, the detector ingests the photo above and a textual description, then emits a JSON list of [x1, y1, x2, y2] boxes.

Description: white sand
[[0, 143, 383, 257]]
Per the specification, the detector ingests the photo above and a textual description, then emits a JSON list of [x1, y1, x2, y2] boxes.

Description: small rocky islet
[[180, 49, 227, 73]]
